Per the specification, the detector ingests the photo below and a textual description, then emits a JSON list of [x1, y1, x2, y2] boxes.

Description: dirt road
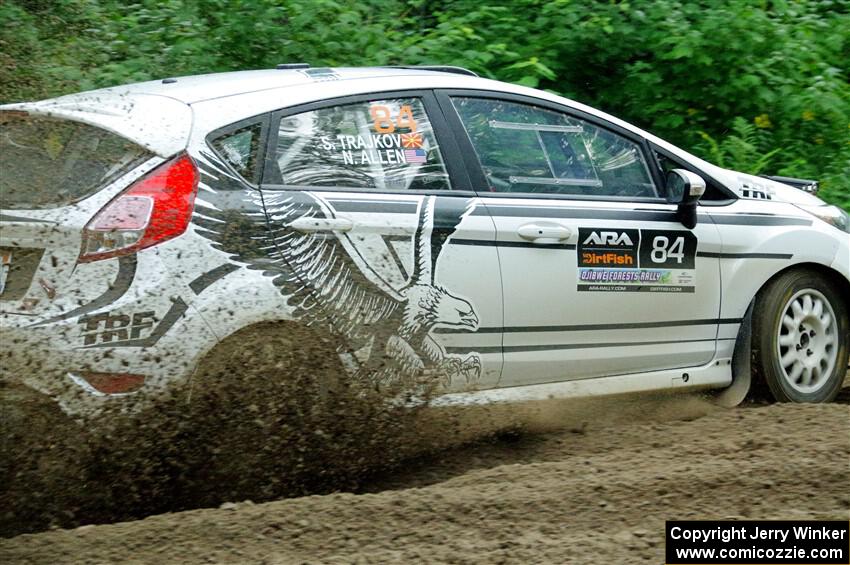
[[2, 388, 848, 564]]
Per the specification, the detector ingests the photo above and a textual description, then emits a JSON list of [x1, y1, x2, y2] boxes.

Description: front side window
[[451, 97, 657, 198], [270, 98, 451, 191]]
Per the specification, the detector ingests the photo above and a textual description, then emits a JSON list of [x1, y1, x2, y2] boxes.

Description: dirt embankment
[[2, 390, 848, 564]]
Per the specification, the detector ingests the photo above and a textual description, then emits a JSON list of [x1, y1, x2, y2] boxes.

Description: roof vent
[[161, 78, 178, 84], [276, 63, 310, 70]]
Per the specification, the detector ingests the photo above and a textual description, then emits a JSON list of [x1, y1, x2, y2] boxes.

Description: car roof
[[0, 67, 482, 157], [97, 67, 482, 104], [0, 66, 727, 181]]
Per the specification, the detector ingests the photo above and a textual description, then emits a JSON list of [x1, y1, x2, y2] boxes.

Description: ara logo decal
[[191, 152, 482, 390], [582, 231, 635, 246], [578, 228, 640, 268]]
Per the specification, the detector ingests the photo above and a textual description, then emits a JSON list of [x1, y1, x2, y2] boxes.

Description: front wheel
[[752, 269, 849, 403]]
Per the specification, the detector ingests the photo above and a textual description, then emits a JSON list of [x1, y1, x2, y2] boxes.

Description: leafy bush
[[1, 0, 847, 209]]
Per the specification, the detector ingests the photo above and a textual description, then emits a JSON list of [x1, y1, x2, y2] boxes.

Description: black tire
[[191, 321, 346, 407], [0, 382, 90, 536], [183, 322, 350, 503], [751, 269, 849, 403]]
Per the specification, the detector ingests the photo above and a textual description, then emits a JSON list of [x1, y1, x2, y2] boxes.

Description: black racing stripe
[[452, 239, 789, 259], [707, 214, 812, 226], [326, 199, 418, 214], [436, 317, 742, 334], [381, 234, 409, 278], [189, 263, 240, 295], [29, 255, 137, 327], [450, 239, 576, 250], [445, 345, 502, 354], [445, 337, 736, 355], [0, 213, 54, 224], [697, 251, 793, 259], [471, 205, 812, 227], [473, 206, 677, 222], [452, 240, 790, 258]]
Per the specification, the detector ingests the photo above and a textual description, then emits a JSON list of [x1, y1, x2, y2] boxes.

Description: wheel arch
[[755, 262, 850, 311], [719, 261, 849, 406], [722, 258, 849, 321], [192, 319, 346, 376], [186, 318, 354, 406], [742, 261, 849, 366]]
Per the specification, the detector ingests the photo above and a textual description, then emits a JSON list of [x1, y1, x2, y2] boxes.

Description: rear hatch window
[[0, 112, 153, 209]]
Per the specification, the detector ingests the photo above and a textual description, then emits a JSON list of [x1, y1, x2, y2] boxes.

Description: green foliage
[[698, 118, 782, 175], [2, 0, 848, 209]]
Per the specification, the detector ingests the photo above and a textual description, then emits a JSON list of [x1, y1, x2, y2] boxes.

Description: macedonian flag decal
[[401, 132, 424, 149]]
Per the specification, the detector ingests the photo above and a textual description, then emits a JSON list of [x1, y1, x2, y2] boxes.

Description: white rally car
[[1, 65, 848, 419]]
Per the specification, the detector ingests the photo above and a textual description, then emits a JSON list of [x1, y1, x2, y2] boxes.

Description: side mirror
[[666, 169, 706, 229]]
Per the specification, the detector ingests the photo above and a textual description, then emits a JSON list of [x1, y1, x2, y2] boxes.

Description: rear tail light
[[68, 372, 146, 395], [79, 154, 198, 262]]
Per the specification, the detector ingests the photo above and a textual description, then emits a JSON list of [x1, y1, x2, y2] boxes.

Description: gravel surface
[[2, 386, 848, 564]]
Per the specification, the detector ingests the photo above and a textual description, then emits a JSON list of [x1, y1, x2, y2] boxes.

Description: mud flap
[[714, 305, 753, 407]]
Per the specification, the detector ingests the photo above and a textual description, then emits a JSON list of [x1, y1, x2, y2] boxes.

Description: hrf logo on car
[[79, 311, 157, 346], [740, 178, 775, 200]]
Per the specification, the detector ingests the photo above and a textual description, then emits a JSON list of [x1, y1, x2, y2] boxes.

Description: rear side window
[[0, 113, 152, 209], [451, 98, 657, 198], [269, 98, 451, 191], [210, 122, 263, 183]]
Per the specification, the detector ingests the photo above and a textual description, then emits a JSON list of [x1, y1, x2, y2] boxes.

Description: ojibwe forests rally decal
[[319, 104, 428, 167], [577, 227, 697, 293]]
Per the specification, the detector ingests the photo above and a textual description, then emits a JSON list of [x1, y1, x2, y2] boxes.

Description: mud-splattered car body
[[1, 66, 848, 417]]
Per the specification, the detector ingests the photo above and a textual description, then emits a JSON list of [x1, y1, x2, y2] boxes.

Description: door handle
[[517, 222, 572, 244], [290, 217, 354, 233]]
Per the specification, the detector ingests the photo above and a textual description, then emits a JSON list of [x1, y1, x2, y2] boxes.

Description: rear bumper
[[0, 252, 219, 418], [1, 306, 216, 418]]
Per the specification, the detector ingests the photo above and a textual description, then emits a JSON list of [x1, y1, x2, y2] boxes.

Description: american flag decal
[[404, 149, 427, 164]]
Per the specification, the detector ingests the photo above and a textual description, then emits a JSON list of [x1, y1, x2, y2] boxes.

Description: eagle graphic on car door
[[192, 152, 482, 390]]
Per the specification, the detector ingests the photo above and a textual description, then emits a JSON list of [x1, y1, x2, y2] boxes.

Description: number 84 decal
[[638, 230, 697, 269]]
